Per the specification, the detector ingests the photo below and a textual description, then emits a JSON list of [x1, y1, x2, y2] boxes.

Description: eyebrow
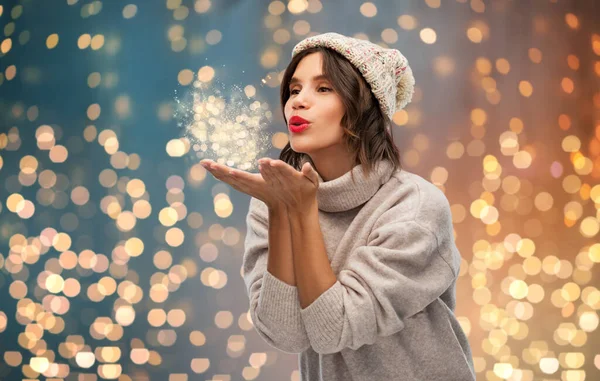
[[289, 74, 330, 86]]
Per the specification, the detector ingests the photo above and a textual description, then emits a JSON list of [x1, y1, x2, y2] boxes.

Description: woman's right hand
[[200, 158, 286, 211]]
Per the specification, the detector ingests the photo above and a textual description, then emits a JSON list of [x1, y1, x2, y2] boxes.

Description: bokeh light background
[[1, 0, 600, 380]]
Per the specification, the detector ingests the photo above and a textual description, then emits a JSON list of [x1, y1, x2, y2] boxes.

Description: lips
[[290, 115, 310, 125], [289, 116, 310, 133]]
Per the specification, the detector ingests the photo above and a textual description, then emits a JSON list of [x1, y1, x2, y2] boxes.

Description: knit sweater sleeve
[[241, 197, 311, 354], [299, 191, 460, 354]]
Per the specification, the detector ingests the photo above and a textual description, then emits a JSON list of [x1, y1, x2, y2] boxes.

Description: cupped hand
[[200, 159, 282, 209], [255, 158, 319, 212], [201, 158, 320, 212]]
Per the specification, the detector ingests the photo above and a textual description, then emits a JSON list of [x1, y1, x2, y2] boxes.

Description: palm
[[201, 160, 278, 207]]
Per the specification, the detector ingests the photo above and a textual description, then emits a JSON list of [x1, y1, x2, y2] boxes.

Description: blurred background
[[1, 0, 600, 380]]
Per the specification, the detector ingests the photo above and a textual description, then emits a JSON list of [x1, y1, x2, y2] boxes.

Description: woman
[[201, 32, 476, 381]]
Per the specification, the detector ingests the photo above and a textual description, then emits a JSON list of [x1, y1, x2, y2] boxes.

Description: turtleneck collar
[[307, 159, 396, 213]]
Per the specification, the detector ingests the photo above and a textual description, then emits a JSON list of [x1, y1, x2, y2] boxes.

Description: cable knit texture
[[242, 160, 476, 380], [292, 32, 416, 131]]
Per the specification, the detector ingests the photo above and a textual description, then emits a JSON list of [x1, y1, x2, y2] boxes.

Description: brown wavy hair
[[278, 46, 403, 183]]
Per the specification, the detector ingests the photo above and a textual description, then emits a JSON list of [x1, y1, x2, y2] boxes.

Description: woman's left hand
[[258, 158, 320, 212]]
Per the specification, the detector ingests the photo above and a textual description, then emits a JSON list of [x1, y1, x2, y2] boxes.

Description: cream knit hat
[[291, 32, 415, 131]]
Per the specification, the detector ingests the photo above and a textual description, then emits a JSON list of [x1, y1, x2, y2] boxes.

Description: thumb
[[301, 162, 318, 184]]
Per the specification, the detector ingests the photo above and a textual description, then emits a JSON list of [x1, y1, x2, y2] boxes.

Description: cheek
[[284, 101, 292, 117], [323, 101, 345, 123]]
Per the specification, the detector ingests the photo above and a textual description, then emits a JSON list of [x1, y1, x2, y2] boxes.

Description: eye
[[290, 86, 331, 95], [290, 86, 332, 95]]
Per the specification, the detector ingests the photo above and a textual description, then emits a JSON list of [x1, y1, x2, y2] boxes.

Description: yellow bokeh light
[[205, 30, 222, 45], [1, 38, 12, 54], [359, 2, 377, 17], [565, 13, 579, 29], [78, 33, 91, 49], [166, 138, 187, 157], [268, 1, 285, 16], [397, 15, 417, 30], [420, 28, 437, 44], [30, 357, 50, 373], [467, 27, 483, 43], [519, 80, 533, 97], [580, 217, 599, 238], [513, 150, 532, 169], [46, 274, 65, 293], [288, 0, 308, 14], [123, 4, 137, 19], [214, 194, 233, 218], [126, 179, 146, 198], [165, 227, 185, 247], [159, 207, 179, 227], [178, 69, 194, 86], [46, 33, 59, 49], [125, 237, 144, 257], [260, 47, 280, 69], [90, 34, 105, 50], [197, 66, 215, 82]]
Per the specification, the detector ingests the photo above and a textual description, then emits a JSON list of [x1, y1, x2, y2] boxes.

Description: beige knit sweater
[[242, 159, 476, 380]]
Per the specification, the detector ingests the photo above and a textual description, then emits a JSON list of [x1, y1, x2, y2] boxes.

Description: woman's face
[[284, 52, 346, 156]]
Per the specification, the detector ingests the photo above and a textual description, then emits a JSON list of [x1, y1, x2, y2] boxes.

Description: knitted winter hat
[[291, 32, 415, 131]]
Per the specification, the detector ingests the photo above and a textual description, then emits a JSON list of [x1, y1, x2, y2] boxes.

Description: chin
[[289, 140, 314, 154]]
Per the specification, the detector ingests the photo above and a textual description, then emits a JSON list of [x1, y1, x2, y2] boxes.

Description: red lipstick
[[289, 115, 310, 133]]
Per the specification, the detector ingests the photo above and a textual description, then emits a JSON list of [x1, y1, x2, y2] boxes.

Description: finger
[[257, 158, 271, 174], [270, 160, 296, 178], [210, 162, 235, 179], [209, 169, 230, 183], [207, 170, 226, 183], [216, 169, 251, 193], [268, 161, 288, 189], [264, 163, 286, 192], [202, 164, 218, 177], [205, 167, 224, 182], [229, 168, 261, 183], [259, 163, 277, 187], [263, 160, 279, 180], [200, 160, 212, 173], [271, 159, 297, 176], [260, 162, 287, 204], [301, 162, 319, 185], [206, 163, 236, 183], [259, 159, 274, 174], [257, 158, 273, 171], [225, 174, 252, 194], [217, 166, 264, 193], [227, 166, 259, 182]]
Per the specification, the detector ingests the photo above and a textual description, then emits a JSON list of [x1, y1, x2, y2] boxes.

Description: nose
[[291, 89, 309, 109]]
